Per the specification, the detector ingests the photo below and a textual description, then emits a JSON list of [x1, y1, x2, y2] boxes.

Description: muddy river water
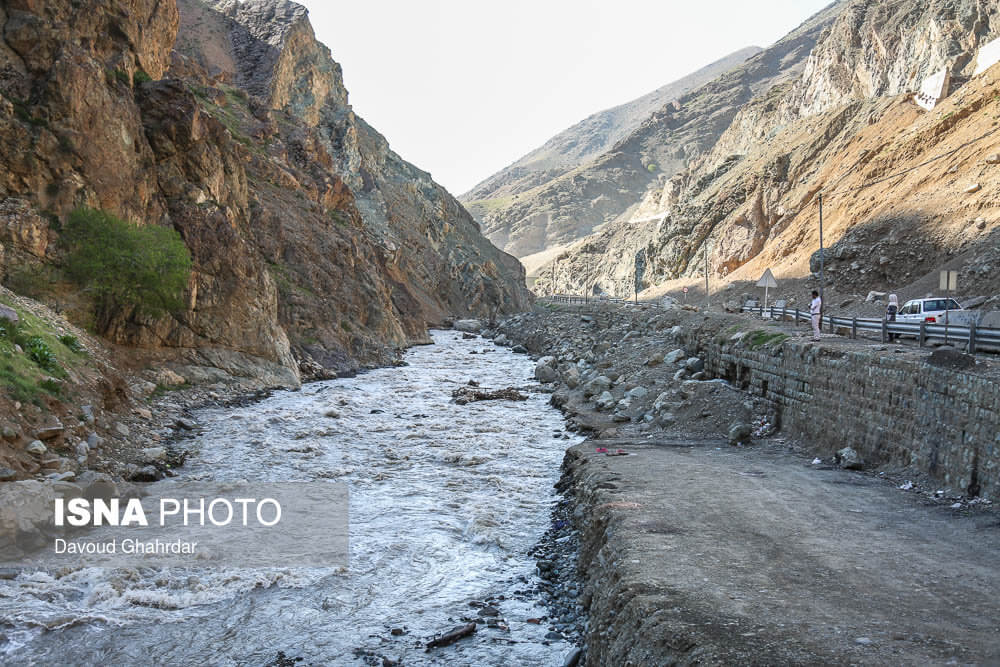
[[0, 331, 582, 665]]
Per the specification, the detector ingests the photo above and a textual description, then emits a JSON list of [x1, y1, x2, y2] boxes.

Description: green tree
[[61, 208, 192, 318]]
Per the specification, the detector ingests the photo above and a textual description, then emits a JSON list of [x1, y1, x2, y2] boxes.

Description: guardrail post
[[881, 319, 887, 343], [851, 318, 857, 340], [919, 321, 926, 348], [781, 305, 786, 322], [969, 321, 977, 354]]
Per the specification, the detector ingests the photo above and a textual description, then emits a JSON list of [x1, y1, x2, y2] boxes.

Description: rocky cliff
[[540, 0, 1000, 304], [0, 0, 529, 387]]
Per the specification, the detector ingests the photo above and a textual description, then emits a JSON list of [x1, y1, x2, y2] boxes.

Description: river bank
[[489, 303, 1000, 665]]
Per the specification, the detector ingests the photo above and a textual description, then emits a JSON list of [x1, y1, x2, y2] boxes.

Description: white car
[[897, 297, 964, 324]]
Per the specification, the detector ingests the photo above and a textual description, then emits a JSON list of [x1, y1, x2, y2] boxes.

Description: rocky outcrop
[[0, 0, 529, 386]]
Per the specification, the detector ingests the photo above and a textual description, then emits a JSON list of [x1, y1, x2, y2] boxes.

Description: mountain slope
[[0, 0, 530, 386], [465, 7, 841, 260], [539, 0, 1000, 306], [462, 47, 761, 206]]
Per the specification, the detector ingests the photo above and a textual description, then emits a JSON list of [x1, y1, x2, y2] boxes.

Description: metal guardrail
[[540, 295, 1000, 353], [740, 305, 1000, 354]]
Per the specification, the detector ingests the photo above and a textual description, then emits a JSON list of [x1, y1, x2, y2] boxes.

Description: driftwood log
[[426, 622, 477, 649]]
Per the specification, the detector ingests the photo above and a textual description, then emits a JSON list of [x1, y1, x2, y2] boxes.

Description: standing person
[[886, 294, 899, 341], [810, 290, 822, 341]]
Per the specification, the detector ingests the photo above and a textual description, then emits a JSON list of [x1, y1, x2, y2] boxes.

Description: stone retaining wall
[[697, 334, 1000, 498]]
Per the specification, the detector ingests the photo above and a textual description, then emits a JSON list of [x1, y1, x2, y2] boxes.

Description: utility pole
[[818, 193, 825, 329], [704, 241, 710, 309]]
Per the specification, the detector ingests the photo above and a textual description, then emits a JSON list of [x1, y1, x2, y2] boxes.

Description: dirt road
[[568, 437, 1000, 665]]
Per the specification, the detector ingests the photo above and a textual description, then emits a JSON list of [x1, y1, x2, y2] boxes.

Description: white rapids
[[0, 330, 583, 665]]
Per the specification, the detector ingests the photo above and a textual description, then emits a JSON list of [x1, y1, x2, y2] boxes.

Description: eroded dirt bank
[[491, 304, 1000, 665]]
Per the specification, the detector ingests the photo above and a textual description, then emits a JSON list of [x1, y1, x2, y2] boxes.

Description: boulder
[[35, 422, 64, 441], [583, 376, 612, 398], [645, 352, 664, 366], [511, 344, 528, 354], [728, 423, 753, 445], [75, 471, 118, 501], [26, 440, 47, 456], [453, 319, 484, 334], [140, 447, 167, 463], [494, 333, 510, 346], [665, 348, 686, 364], [836, 447, 864, 470], [684, 357, 705, 373], [0, 467, 17, 482], [562, 366, 581, 389], [626, 386, 649, 400], [865, 291, 887, 303], [535, 364, 558, 383], [154, 368, 187, 387], [0, 305, 18, 324], [0, 480, 56, 554], [595, 391, 615, 410], [1, 424, 18, 442], [80, 405, 96, 424]]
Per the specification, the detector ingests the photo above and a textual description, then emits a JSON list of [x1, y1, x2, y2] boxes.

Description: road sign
[[939, 270, 958, 292], [756, 269, 777, 314], [756, 269, 778, 289]]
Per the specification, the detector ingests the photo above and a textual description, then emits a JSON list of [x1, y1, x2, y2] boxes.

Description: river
[[0, 330, 582, 665]]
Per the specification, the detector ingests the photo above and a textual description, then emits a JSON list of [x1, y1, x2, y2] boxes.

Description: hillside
[[537, 0, 1000, 310], [464, 5, 842, 261], [462, 47, 761, 207], [0, 0, 530, 390]]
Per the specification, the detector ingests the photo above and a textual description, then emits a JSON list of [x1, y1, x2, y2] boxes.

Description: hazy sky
[[297, 0, 833, 196]]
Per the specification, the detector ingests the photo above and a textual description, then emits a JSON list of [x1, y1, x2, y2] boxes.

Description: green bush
[[22, 336, 57, 371], [61, 208, 193, 318], [58, 334, 83, 352], [133, 70, 152, 85]]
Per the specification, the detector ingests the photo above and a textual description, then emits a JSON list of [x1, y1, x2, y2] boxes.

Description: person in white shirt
[[810, 290, 822, 341]]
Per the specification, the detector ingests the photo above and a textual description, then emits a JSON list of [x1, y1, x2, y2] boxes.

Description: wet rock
[[26, 440, 47, 456], [176, 417, 198, 430], [1, 424, 18, 442], [127, 464, 162, 482], [453, 319, 484, 333], [494, 333, 510, 346], [452, 386, 528, 405], [836, 447, 864, 470], [0, 468, 16, 482], [512, 344, 528, 354]]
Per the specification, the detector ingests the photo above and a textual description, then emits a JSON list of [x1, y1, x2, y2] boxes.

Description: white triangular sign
[[756, 269, 778, 289]]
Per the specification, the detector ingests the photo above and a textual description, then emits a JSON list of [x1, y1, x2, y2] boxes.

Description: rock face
[[460, 48, 764, 260], [0, 0, 530, 384], [542, 0, 1000, 301]]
